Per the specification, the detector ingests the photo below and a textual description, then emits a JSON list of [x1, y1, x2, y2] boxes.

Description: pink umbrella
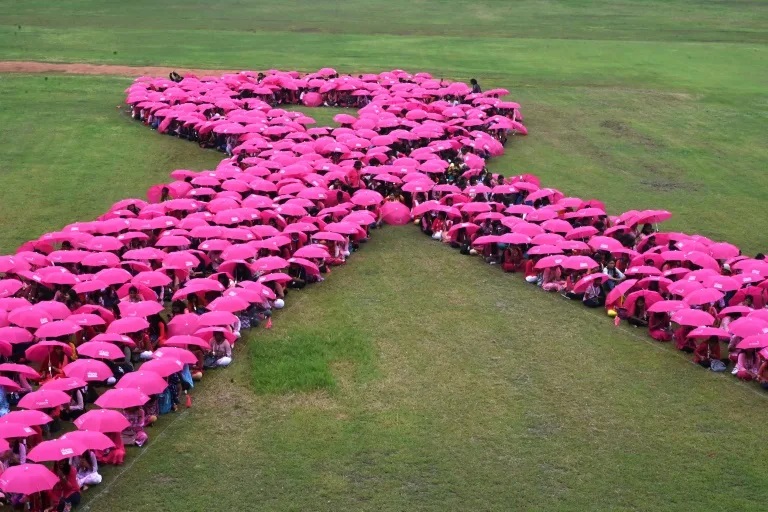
[[28, 438, 87, 462], [0, 326, 33, 344], [380, 202, 411, 225], [605, 279, 638, 306], [588, 236, 623, 252], [252, 256, 289, 272], [0, 464, 59, 494], [91, 333, 135, 346], [683, 288, 724, 306], [0, 421, 37, 438], [0, 363, 40, 379], [75, 409, 130, 432], [132, 271, 172, 287], [39, 377, 86, 392], [670, 309, 715, 327], [63, 358, 113, 382], [0, 279, 23, 298], [736, 334, 768, 350], [648, 300, 688, 313], [2, 410, 53, 426], [35, 320, 82, 339], [572, 273, 610, 294], [66, 313, 106, 327], [687, 327, 731, 339], [207, 295, 250, 312], [25, 341, 73, 362], [77, 341, 125, 360], [59, 430, 115, 451], [293, 245, 329, 259], [198, 311, 238, 326], [562, 256, 598, 271], [728, 318, 768, 337], [0, 376, 21, 392], [141, 357, 185, 377], [168, 313, 201, 336], [164, 335, 211, 350], [95, 388, 150, 409], [119, 301, 164, 317], [18, 389, 71, 410], [107, 316, 149, 334], [116, 371, 168, 395], [624, 290, 663, 313], [8, 307, 52, 329], [153, 347, 198, 365], [94, 267, 133, 285]]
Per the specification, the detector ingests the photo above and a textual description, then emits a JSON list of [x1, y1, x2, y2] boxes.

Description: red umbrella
[[18, 389, 71, 410], [28, 438, 87, 462], [116, 371, 168, 395], [670, 309, 715, 327], [59, 430, 115, 451], [74, 409, 130, 433], [141, 357, 184, 377], [63, 358, 113, 382], [95, 388, 150, 409], [0, 464, 59, 494]]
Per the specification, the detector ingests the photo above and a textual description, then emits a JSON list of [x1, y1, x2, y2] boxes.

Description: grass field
[[1, 1, 768, 510]]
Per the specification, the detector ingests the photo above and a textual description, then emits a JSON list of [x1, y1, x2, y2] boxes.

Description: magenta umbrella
[[0, 363, 40, 380], [74, 409, 130, 433], [736, 334, 768, 350], [95, 388, 150, 409], [164, 335, 210, 350], [1, 410, 53, 426], [572, 273, 610, 294], [683, 288, 724, 306], [562, 256, 598, 271], [35, 320, 82, 339], [0, 326, 33, 344], [728, 318, 768, 338], [168, 313, 201, 336], [132, 271, 172, 287], [648, 300, 688, 314], [380, 202, 411, 225], [18, 389, 71, 410], [207, 295, 250, 312], [0, 279, 23, 298], [605, 279, 639, 306], [63, 358, 113, 382], [119, 300, 164, 318], [670, 309, 715, 327], [293, 245, 329, 259], [59, 430, 115, 451], [66, 313, 106, 327], [40, 377, 86, 392], [28, 438, 87, 462], [8, 307, 53, 329], [153, 347, 198, 365], [687, 327, 731, 339], [0, 464, 59, 494], [141, 357, 184, 377], [107, 316, 149, 334], [116, 370, 168, 395], [198, 311, 238, 326], [77, 341, 125, 361], [0, 421, 37, 438]]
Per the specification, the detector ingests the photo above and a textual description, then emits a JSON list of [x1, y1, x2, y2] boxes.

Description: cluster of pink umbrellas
[[0, 69, 528, 496]]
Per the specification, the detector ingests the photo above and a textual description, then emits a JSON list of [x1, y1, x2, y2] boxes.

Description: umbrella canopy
[[0, 464, 59, 494], [74, 409, 130, 433], [116, 371, 169, 395], [94, 388, 150, 409], [28, 437, 87, 462], [18, 389, 71, 410]]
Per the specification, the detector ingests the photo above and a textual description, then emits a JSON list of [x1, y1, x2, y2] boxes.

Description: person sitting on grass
[[48, 460, 81, 512], [602, 259, 625, 292], [735, 348, 760, 381], [75, 449, 102, 490], [205, 331, 232, 369], [122, 407, 148, 448], [693, 336, 723, 369]]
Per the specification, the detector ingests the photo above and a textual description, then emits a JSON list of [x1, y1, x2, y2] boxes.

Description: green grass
[[1, 0, 768, 509]]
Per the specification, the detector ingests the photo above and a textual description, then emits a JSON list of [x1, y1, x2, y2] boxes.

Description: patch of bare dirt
[[0, 60, 238, 78]]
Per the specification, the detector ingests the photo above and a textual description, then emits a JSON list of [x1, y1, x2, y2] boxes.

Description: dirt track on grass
[[0, 61, 237, 77]]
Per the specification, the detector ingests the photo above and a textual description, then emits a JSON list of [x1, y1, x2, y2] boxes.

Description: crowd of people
[[0, 66, 765, 509], [0, 69, 524, 510]]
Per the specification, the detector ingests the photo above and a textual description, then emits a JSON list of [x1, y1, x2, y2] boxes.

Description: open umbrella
[[140, 357, 185, 377], [670, 309, 715, 327], [0, 464, 59, 494], [74, 409, 130, 433], [1, 410, 53, 426], [77, 341, 125, 361], [28, 438, 87, 462], [116, 371, 168, 395], [39, 377, 86, 392], [153, 347, 198, 365], [59, 430, 115, 451], [18, 389, 71, 410], [95, 388, 150, 409]]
